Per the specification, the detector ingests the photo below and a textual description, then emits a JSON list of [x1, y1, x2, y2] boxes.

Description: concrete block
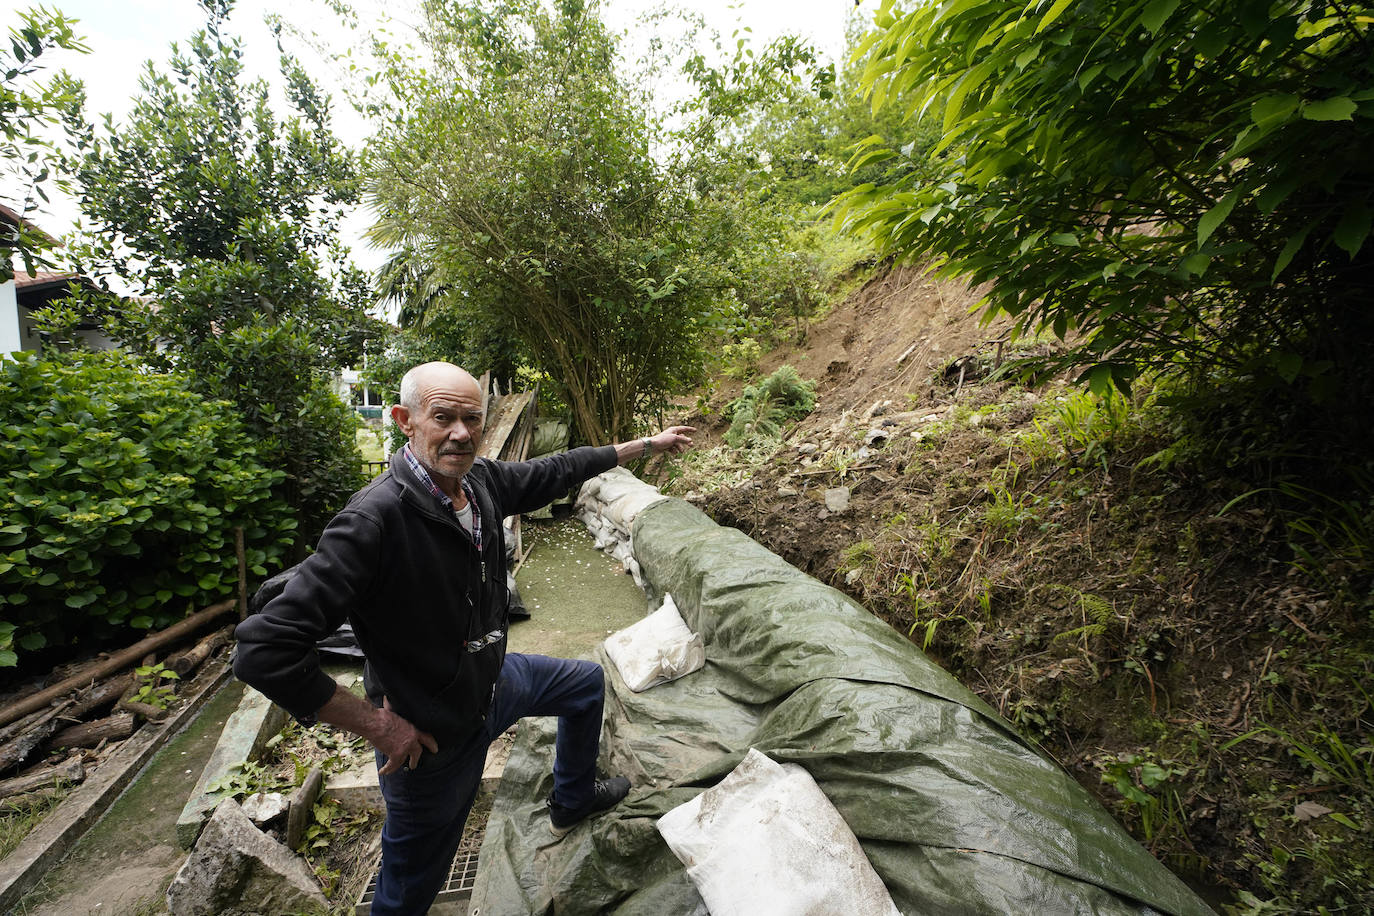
[[176, 687, 287, 848], [167, 797, 327, 916], [326, 758, 382, 815]]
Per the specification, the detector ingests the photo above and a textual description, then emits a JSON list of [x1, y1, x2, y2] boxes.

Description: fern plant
[[725, 366, 817, 448]]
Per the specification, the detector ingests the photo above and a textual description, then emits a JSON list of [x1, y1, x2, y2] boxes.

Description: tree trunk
[[167, 626, 234, 678], [0, 756, 84, 800], [66, 675, 131, 721], [0, 700, 76, 776]]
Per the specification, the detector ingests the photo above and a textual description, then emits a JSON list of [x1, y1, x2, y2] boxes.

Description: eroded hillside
[[662, 264, 1373, 914]]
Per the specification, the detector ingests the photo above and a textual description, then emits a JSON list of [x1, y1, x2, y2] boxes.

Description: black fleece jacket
[[233, 445, 618, 746]]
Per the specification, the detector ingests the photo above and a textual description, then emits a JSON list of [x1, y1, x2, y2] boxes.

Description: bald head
[[398, 362, 481, 412], [392, 362, 485, 493]]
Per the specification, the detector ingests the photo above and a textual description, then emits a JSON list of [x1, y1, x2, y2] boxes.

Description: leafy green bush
[[840, 0, 1374, 405], [0, 351, 293, 667], [720, 338, 763, 380], [725, 366, 817, 448], [58, 4, 378, 548]]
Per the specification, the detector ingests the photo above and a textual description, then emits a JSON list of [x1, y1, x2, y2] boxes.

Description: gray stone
[[238, 792, 288, 827], [844, 568, 864, 585], [177, 687, 288, 848], [824, 487, 850, 512], [777, 485, 799, 497], [855, 446, 872, 461], [286, 766, 324, 850], [167, 798, 327, 916], [864, 428, 889, 446], [796, 443, 819, 456]]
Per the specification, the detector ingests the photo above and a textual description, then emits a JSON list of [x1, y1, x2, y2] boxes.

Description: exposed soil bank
[[663, 263, 1373, 914]]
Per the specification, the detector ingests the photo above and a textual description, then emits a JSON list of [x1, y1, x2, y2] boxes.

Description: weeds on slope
[[674, 373, 1373, 914]]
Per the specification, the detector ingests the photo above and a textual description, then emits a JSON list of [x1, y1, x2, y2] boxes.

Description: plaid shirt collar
[[401, 443, 482, 549]]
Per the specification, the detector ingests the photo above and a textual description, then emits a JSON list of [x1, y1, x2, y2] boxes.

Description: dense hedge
[[0, 351, 294, 667]]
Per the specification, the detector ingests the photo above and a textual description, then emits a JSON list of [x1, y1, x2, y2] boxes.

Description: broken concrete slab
[[286, 766, 324, 851], [166, 797, 327, 916], [176, 686, 287, 848], [239, 791, 288, 827], [324, 758, 380, 816]]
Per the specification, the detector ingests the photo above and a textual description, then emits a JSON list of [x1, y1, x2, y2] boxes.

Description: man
[[234, 361, 694, 914]]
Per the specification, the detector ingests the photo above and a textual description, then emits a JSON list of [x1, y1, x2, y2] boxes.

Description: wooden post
[[235, 526, 249, 621]]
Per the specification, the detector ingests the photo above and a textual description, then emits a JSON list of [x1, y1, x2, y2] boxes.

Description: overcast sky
[[7, 0, 873, 273]]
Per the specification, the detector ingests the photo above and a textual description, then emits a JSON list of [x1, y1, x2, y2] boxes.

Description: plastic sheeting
[[470, 497, 1215, 916]]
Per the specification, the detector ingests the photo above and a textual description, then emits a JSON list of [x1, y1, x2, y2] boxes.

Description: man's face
[[395, 370, 484, 482]]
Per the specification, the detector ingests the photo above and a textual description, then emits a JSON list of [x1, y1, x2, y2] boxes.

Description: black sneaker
[[547, 776, 631, 837]]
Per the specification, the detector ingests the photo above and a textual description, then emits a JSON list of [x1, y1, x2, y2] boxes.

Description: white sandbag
[[604, 594, 705, 692], [657, 748, 900, 916], [575, 466, 668, 532]]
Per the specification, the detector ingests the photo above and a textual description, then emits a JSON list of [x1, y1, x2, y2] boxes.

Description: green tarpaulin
[[471, 498, 1214, 916]]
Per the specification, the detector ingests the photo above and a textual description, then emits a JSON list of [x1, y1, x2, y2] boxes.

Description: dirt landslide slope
[[662, 264, 1373, 914]]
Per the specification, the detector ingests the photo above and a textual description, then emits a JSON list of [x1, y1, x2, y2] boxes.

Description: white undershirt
[[454, 500, 475, 536]]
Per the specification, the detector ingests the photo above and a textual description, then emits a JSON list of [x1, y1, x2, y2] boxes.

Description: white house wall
[[1, 280, 19, 355]]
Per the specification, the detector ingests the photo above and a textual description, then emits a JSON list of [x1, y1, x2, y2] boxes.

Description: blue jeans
[[369, 653, 606, 915]]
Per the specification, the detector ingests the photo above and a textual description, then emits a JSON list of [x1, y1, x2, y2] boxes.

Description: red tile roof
[[0, 202, 61, 247], [14, 270, 78, 290]]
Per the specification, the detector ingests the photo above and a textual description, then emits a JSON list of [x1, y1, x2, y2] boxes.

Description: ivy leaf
[[1275, 352, 1302, 384], [1301, 97, 1356, 122], [1250, 94, 1299, 129], [1182, 253, 1211, 276], [1035, 0, 1076, 35], [1272, 223, 1315, 282], [0, 650, 16, 667], [1140, 0, 1181, 34]]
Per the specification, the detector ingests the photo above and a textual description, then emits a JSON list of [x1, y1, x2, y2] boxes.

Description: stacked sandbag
[[574, 467, 668, 587]]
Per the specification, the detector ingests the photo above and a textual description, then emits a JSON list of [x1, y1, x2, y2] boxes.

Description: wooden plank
[[479, 391, 533, 460], [478, 370, 491, 421]]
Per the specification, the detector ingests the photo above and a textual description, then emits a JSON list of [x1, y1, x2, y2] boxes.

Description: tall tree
[[1, 7, 86, 281], [59, 0, 379, 548], [367, 0, 763, 445]]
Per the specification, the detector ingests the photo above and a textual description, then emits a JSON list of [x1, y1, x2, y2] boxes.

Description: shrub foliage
[[838, 0, 1374, 403], [0, 352, 293, 667], [56, 1, 375, 547]]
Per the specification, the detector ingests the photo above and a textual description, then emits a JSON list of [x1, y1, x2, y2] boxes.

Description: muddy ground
[[659, 263, 1373, 913]]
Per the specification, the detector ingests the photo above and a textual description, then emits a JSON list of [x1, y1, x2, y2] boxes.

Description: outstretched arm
[[613, 425, 696, 465]]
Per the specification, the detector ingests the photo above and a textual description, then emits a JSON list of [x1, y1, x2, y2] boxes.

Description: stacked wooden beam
[[0, 605, 238, 806]]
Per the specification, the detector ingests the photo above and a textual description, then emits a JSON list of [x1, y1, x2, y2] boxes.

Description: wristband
[[642, 437, 653, 457]]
